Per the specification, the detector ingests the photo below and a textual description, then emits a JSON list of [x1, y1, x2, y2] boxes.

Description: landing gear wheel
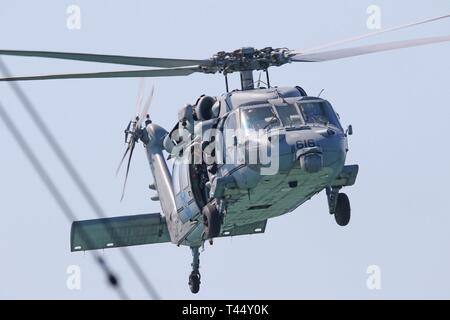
[[334, 193, 351, 226], [189, 271, 201, 294], [188, 246, 201, 294], [202, 202, 221, 238]]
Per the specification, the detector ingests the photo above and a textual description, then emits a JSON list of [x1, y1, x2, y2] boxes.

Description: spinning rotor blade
[[116, 83, 155, 200], [298, 13, 450, 53], [0, 49, 207, 68], [136, 78, 145, 115], [123, 120, 132, 144], [291, 35, 450, 62], [116, 144, 131, 176], [120, 139, 136, 201], [0, 66, 200, 82], [136, 85, 154, 128]]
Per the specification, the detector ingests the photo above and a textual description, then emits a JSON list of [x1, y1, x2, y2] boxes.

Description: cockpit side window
[[298, 101, 341, 128], [225, 111, 238, 132]]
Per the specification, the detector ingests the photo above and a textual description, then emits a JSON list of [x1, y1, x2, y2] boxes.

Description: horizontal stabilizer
[[70, 213, 170, 252], [219, 220, 267, 237]]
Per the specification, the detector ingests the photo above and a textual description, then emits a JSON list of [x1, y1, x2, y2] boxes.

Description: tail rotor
[[116, 80, 155, 200]]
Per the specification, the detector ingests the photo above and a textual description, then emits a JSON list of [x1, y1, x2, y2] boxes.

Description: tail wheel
[[188, 271, 201, 294], [202, 202, 221, 238], [334, 193, 351, 226]]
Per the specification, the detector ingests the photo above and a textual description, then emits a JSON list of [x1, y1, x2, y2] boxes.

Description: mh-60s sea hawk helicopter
[[1, 13, 449, 294]]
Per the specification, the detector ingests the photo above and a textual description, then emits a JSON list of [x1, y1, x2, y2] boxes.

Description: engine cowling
[[194, 95, 216, 121]]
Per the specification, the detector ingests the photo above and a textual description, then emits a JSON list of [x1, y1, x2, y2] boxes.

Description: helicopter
[[0, 13, 449, 294]]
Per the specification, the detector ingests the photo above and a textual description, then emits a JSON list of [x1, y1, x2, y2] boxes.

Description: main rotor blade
[[291, 35, 450, 62], [0, 49, 208, 68], [0, 66, 200, 81], [297, 13, 450, 54], [120, 140, 136, 201], [136, 85, 154, 128]]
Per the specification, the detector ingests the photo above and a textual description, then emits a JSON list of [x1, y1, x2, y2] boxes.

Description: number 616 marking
[[296, 139, 316, 149]]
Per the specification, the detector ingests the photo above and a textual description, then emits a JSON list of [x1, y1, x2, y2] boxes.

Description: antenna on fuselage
[[318, 88, 325, 97], [224, 73, 229, 93], [265, 69, 271, 88]]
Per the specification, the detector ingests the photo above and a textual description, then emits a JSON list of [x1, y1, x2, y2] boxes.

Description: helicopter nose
[[298, 151, 323, 173], [279, 128, 346, 174]]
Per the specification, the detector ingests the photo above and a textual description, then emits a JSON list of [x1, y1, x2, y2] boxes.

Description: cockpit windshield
[[237, 100, 341, 133], [297, 101, 340, 127], [274, 104, 303, 127], [240, 106, 280, 133]]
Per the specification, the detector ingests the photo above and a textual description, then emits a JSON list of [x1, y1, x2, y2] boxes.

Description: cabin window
[[173, 160, 190, 194], [172, 162, 181, 194], [179, 163, 190, 189]]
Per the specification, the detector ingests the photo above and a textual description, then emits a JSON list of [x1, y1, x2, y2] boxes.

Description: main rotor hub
[[201, 47, 292, 74]]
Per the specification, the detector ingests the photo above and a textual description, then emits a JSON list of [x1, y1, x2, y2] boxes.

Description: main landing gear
[[188, 246, 201, 294], [202, 201, 222, 239], [326, 187, 351, 226]]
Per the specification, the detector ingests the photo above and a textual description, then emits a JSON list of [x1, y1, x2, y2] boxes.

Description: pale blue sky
[[0, 0, 449, 299]]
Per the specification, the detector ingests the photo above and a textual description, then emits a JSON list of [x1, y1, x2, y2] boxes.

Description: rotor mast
[[240, 70, 254, 90], [212, 47, 291, 91], [238, 47, 255, 90]]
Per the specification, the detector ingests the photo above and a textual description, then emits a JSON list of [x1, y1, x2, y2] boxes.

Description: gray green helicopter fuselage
[[145, 86, 358, 247]]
